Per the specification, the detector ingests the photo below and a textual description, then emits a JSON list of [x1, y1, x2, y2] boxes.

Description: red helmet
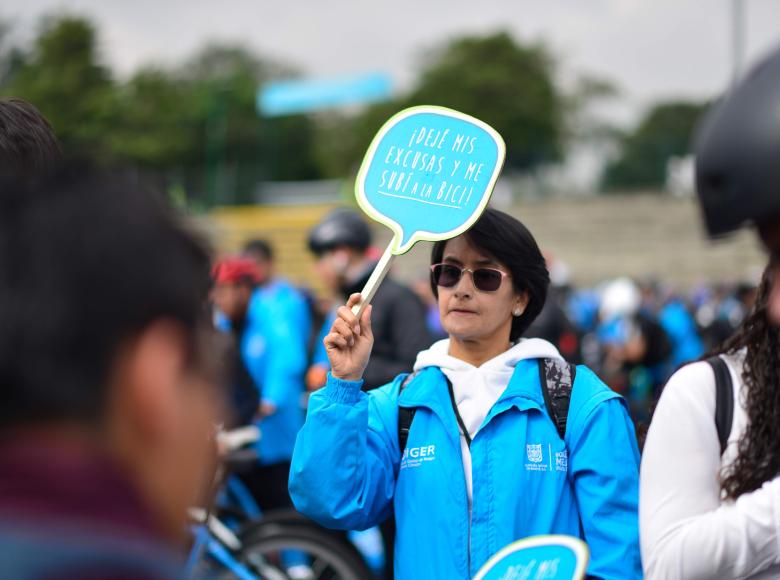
[[212, 256, 261, 285]]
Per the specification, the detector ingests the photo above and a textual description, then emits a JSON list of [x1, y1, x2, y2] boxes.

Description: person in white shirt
[[642, 43, 780, 580], [640, 265, 780, 579]]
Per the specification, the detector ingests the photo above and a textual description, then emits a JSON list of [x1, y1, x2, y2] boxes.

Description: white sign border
[[355, 105, 507, 255], [472, 534, 590, 580]]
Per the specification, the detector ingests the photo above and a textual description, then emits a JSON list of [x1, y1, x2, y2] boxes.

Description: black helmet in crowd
[[695, 46, 780, 237], [308, 208, 372, 255]]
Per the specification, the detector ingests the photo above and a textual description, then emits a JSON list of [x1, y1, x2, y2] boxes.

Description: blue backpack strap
[[538, 358, 577, 441], [398, 372, 419, 455], [706, 355, 734, 455]]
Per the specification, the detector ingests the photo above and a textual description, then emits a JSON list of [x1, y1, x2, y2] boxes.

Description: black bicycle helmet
[[308, 208, 372, 255], [695, 46, 780, 237]]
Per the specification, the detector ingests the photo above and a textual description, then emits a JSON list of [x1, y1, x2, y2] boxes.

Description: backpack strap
[[398, 372, 419, 455], [538, 358, 577, 441], [706, 355, 734, 456], [400, 360, 578, 452]]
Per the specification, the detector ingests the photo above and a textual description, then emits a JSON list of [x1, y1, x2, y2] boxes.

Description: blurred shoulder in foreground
[[0, 163, 221, 578]]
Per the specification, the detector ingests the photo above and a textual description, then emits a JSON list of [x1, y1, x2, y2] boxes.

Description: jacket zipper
[[445, 378, 473, 576]]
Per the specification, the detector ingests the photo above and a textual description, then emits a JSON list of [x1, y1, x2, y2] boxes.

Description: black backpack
[[638, 355, 734, 455], [398, 359, 577, 454], [707, 355, 734, 455]]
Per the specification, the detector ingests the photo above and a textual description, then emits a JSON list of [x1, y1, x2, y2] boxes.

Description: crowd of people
[[215, 212, 754, 577], [5, 43, 780, 580]]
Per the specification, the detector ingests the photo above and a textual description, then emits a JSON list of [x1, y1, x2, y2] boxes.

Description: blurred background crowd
[[3, 2, 780, 576], [2, 3, 777, 425]]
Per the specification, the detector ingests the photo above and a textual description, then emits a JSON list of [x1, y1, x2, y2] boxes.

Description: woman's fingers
[[346, 293, 362, 309], [338, 293, 363, 334], [324, 332, 348, 350], [324, 294, 373, 383], [359, 304, 373, 340], [332, 317, 355, 346], [329, 294, 371, 349]]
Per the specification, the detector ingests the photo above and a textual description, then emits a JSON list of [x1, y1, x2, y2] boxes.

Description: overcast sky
[[5, 0, 780, 125]]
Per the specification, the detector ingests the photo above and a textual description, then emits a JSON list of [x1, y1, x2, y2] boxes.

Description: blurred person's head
[[599, 278, 641, 323], [696, 46, 780, 253], [307, 208, 372, 292], [0, 163, 219, 544], [429, 208, 549, 346], [211, 257, 261, 324], [0, 98, 61, 176], [242, 238, 274, 285]]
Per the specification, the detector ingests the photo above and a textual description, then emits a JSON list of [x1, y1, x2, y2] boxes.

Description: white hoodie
[[412, 338, 563, 514]]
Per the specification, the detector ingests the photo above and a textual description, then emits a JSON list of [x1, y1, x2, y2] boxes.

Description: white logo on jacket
[[526, 444, 543, 463], [555, 450, 568, 472], [524, 443, 566, 473], [401, 444, 436, 470]]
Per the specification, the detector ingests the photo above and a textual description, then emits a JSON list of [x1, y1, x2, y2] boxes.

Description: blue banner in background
[[257, 72, 392, 117]]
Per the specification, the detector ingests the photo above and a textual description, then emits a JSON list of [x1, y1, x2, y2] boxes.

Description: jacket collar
[[398, 360, 545, 435]]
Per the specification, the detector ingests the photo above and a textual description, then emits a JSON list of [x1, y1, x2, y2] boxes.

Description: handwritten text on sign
[[356, 106, 504, 255]]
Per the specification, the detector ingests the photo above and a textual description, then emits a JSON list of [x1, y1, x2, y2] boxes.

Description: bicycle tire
[[239, 521, 373, 580]]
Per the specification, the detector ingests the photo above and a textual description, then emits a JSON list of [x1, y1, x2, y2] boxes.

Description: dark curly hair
[[716, 265, 780, 499]]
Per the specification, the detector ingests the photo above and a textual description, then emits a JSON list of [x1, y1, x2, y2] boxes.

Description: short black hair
[[243, 238, 274, 262], [430, 208, 550, 342], [0, 98, 62, 175], [0, 162, 213, 429]]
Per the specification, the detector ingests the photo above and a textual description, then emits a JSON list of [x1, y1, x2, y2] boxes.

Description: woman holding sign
[[289, 208, 642, 579]]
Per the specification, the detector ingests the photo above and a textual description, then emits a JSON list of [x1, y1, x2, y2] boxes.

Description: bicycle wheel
[[243, 509, 350, 544], [239, 521, 373, 580]]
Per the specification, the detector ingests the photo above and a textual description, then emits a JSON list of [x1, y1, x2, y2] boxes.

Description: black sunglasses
[[430, 263, 510, 293]]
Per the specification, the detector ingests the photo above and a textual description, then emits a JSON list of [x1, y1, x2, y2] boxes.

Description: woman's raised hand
[[323, 293, 374, 382]]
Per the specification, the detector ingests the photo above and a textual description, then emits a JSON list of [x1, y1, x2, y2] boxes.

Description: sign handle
[[351, 242, 395, 317]]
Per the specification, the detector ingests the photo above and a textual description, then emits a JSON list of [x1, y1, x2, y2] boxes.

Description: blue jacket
[[221, 279, 311, 465], [289, 360, 642, 579], [658, 300, 704, 368]]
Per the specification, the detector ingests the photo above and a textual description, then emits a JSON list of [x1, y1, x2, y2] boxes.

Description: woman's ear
[[512, 292, 530, 317]]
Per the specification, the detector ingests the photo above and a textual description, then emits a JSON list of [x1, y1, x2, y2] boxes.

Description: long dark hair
[[716, 265, 780, 499]]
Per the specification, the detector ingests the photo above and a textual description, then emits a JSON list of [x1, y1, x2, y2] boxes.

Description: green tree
[[109, 68, 199, 169], [563, 75, 620, 142], [411, 32, 563, 170], [2, 17, 324, 206], [315, 31, 565, 178], [603, 101, 707, 191], [178, 44, 321, 204], [1, 15, 117, 157]]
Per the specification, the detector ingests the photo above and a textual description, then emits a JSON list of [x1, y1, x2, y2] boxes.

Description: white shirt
[[640, 352, 780, 579], [413, 338, 564, 516]]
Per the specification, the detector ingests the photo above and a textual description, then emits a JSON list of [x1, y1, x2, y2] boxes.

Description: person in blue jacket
[[213, 252, 310, 511], [657, 297, 704, 370], [289, 208, 642, 579]]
